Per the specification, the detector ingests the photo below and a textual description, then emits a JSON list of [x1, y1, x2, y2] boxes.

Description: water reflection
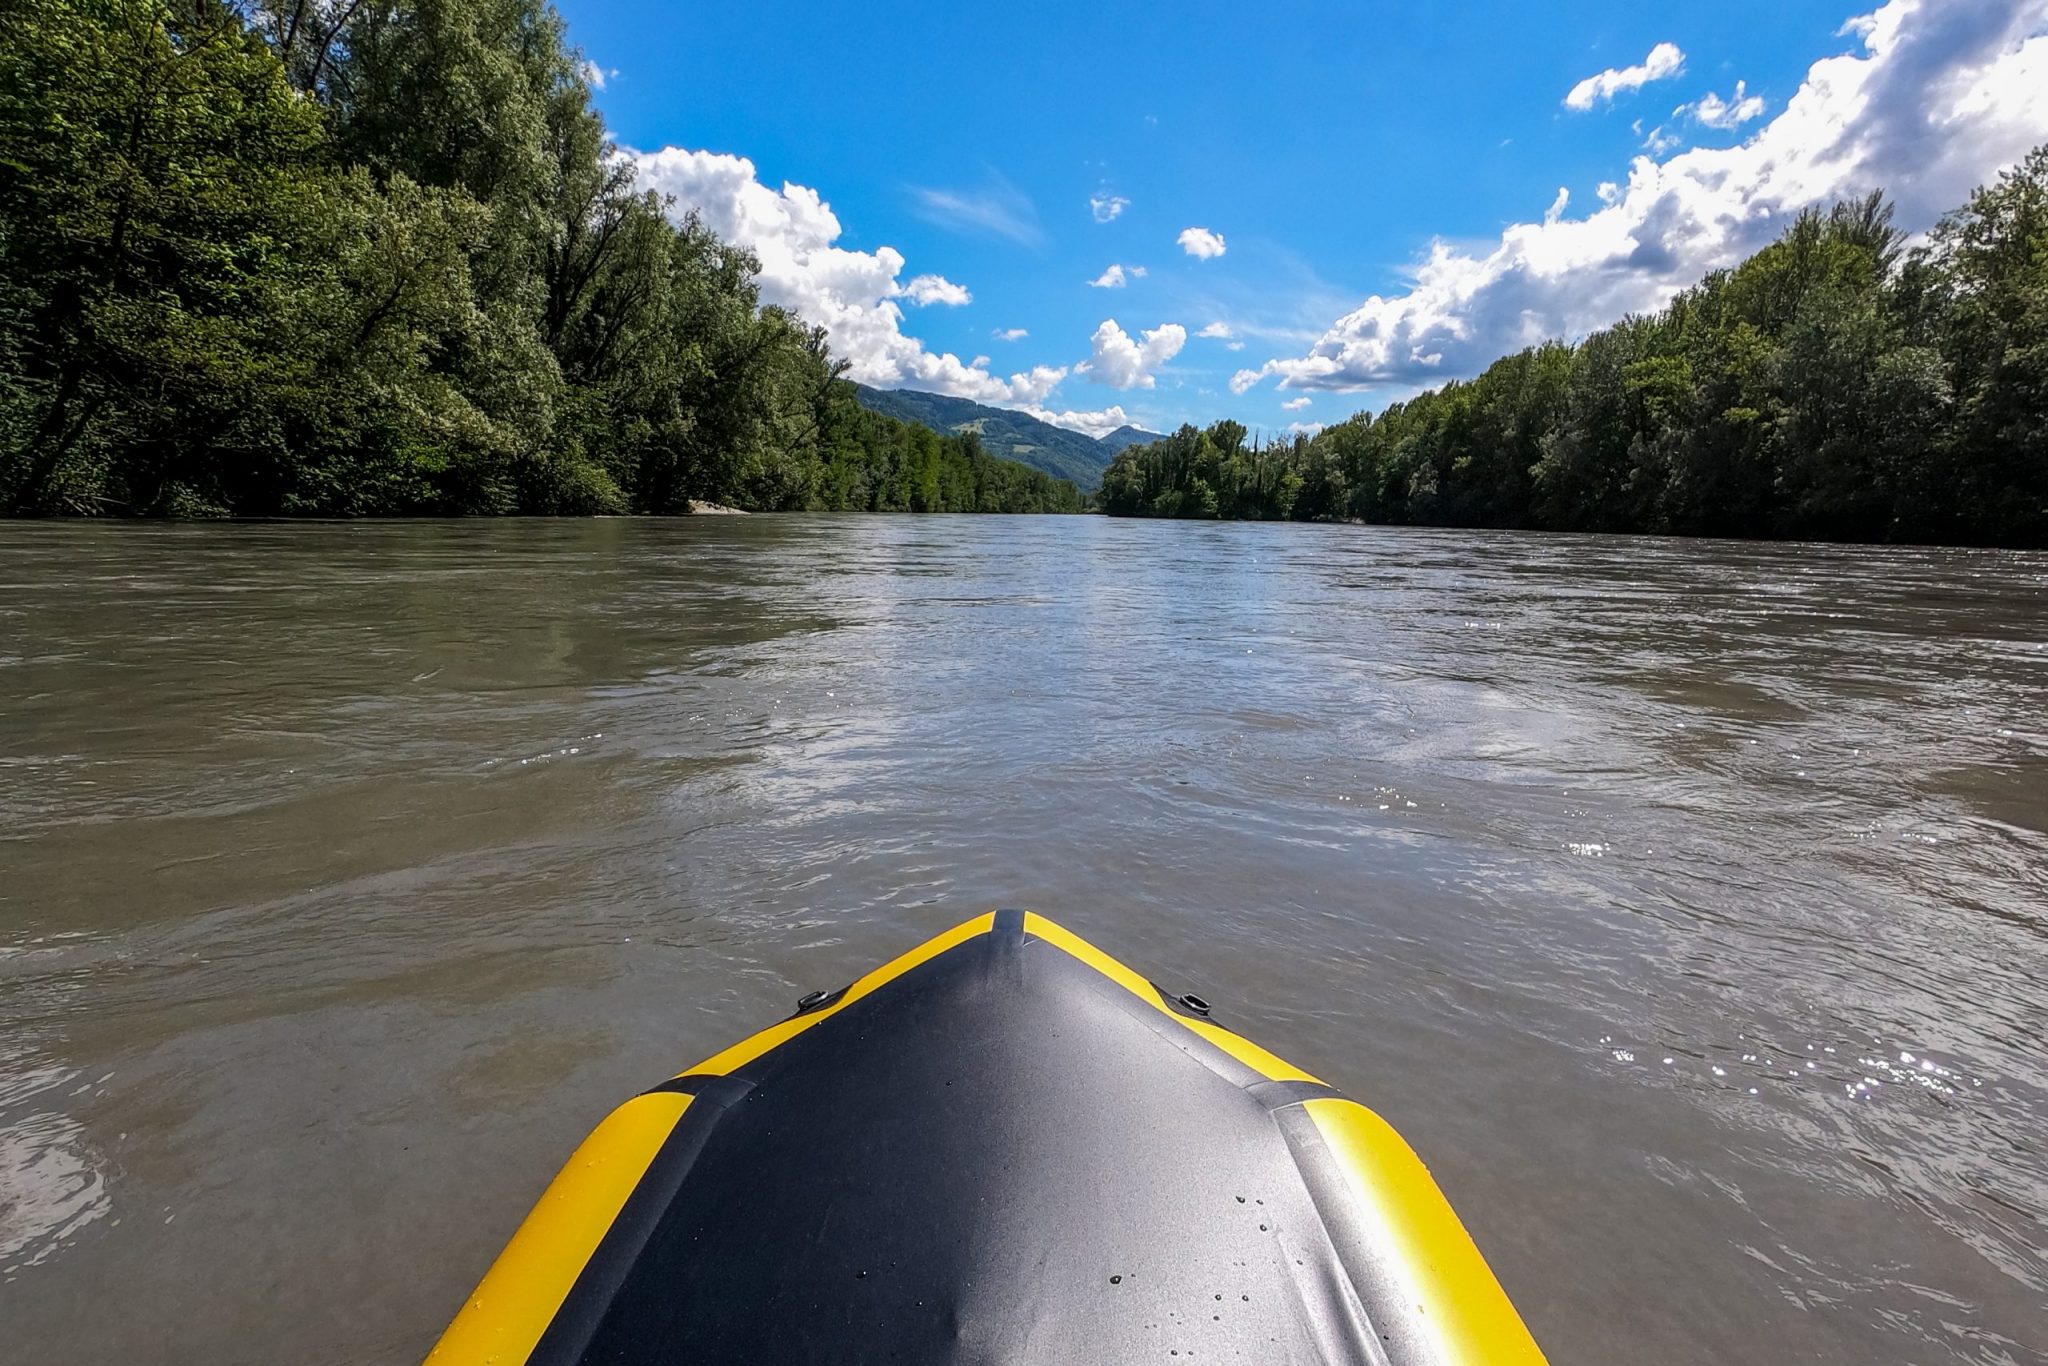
[[0, 1062, 111, 1279]]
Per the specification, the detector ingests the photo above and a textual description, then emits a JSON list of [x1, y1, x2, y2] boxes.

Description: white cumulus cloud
[[1287, 421, 1326, 436], [1079, 319, 1187, 389], [1090, 192, 1129, 223], [1089, 263, 1148, 288], [992, 327, 1029, 341], [1235, 0, 2048, 396], [1021, 404, 1136, 439], [901, 274, 971, 307], [1281, 397, 1313, 411], [1178, 226, 1227, 259], [1198, 321, 1233, 339], [579, 60, 618, 90], [631, 146, 1064, 404], [1564, 41, 1686, 110], [1680, 80, 1769, 129]]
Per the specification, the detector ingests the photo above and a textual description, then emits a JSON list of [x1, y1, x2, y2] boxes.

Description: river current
[[2, 517, 2044, 1363]]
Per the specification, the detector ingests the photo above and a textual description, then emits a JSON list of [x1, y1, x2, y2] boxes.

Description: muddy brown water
[[2, 517, 2045, 1364]]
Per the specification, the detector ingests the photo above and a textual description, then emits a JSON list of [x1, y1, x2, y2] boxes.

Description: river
[[2, 517, 2044, 1364]]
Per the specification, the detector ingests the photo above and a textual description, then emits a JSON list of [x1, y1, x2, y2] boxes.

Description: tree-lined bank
[[1102, 164, 2048, 548], [0, 0, 1082, 516]]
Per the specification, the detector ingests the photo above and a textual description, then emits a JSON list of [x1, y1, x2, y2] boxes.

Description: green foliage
[[0, 0, 1080, 516], [850, 384, 1132, 489], [1101, 168, 2048, 547], [0, 0, 332, 512], [813, 383, 1080, 514]]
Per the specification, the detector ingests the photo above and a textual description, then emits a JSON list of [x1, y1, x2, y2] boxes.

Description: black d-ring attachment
[[1153, 980, 1215, 1020], [793, 986, 847, 1016]]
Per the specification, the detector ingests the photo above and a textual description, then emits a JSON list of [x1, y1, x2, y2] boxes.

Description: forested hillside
[[0, 0, 1081, 516], [852, 385, 1124, 489], [1101, 165, 2048, 547]]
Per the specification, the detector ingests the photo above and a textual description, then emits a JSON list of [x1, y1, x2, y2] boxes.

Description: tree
[[0, 0, 332, 513], [1101, 160, 2048, 549], [1923, 147, 2048, 543]]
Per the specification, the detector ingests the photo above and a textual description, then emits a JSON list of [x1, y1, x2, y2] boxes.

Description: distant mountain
[[1097, 424, 1163, 454], [853, 386, 1155, 490]]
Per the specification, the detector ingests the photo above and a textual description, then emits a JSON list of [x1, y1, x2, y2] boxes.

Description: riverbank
[[1100, 158, 2048, 550], [0, 3, 1082, 520]]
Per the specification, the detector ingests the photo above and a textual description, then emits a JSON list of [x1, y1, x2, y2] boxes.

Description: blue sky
[[560, 0, 2048, 440]]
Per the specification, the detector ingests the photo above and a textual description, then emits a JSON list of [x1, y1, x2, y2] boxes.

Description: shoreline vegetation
[[0, 0, 1082, 518], [5, 5, 2039, 542], [1102, 160, 2048, 549]]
